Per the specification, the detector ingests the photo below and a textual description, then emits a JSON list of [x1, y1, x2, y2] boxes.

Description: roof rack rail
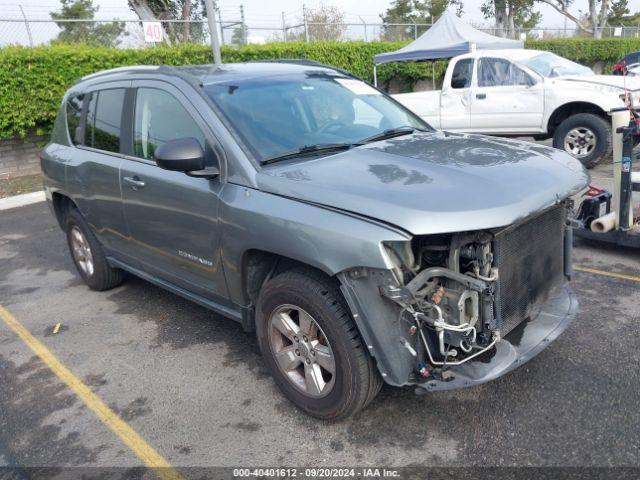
[[265, 58, 359, 80], [79, 65, 164, 82], [267, 59, 326, 67]]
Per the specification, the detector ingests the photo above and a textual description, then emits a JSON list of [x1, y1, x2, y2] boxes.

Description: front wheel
[[256, 269, 382, 420], [553, 113, 612, 169]]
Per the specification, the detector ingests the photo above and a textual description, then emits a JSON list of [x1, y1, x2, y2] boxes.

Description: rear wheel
[[256, 269, 382, 420], [553, 113, 612, 169], [65, 209, 124, 291]]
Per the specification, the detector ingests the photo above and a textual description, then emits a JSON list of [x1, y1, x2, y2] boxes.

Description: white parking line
[[0, 191, 45, 211]]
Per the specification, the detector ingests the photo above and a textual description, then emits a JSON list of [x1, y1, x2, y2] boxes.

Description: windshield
[[204, 71, 430, 162], [519, 53, 593, 78]]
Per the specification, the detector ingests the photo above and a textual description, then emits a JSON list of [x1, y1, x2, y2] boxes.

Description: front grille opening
[[493, 205, 565, 336]]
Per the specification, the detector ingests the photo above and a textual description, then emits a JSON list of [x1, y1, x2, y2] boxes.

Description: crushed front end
[[339, 201, 577, 392]]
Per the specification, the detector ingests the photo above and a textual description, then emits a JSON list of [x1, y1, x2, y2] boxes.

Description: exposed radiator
[[493, 205, 566, 336]]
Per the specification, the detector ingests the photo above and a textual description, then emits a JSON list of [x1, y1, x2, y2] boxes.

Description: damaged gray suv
[[42, 61, 588, 419]]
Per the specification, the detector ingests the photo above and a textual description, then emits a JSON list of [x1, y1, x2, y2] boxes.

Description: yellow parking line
[[0, 304, 184, 480], [574, 266, 640, 283]]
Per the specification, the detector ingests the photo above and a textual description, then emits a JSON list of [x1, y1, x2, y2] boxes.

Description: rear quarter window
[[66, 94, 84, 145]]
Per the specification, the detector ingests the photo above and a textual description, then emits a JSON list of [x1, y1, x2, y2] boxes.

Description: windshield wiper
[[358, 126, 427, 145], [261, 143, 355, 166]]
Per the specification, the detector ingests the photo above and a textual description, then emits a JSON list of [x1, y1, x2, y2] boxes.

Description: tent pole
[[432, 61, 435, 90], [373, 64, 378, 87]]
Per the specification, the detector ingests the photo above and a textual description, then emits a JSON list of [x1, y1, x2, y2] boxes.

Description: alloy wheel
[[70, 226, 94, 277], [564, 127, 596, 158], [268, 304, 336, 398]]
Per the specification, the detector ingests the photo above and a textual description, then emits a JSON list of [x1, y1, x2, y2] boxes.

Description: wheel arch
[[241, 248, 338, 309], [546, 102, 608, 136], [51, 192, 78, 228]]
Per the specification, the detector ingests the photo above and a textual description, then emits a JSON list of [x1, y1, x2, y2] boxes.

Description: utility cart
[[574, 108, 640, 247]]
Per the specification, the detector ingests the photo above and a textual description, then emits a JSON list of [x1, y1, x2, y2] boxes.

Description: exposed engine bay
[[382, 231, 499, 372], [340, 200, 573, 389]]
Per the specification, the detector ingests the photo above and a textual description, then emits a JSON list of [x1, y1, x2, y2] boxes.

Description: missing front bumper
[[414, 284, 577, 394]]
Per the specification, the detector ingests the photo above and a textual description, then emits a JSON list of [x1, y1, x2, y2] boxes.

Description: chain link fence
[[2, 17, 640, 48]]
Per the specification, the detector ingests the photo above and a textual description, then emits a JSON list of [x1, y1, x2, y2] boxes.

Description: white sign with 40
[[143, 22, 163, 43]]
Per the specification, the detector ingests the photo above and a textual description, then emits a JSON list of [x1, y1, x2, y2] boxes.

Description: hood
[[557, 74, 640, 91], [256, 132, 588, 236]]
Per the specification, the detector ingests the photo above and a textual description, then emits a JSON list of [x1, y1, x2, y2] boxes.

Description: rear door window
[[84, 88, 126, 153]]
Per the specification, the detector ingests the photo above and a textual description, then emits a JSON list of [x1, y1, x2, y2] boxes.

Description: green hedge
[[0, 38, 638, 140]]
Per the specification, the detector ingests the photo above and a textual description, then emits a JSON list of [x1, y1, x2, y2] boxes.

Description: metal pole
[[432, 61, 435, 90], [217, 4, 225, 45], [302, 4, 309, 42], [373, 64, 377, 87], [204, 0, 222, 66], [611, 109, 629, 229], [413, 20, 417, 39], [282, 11, 287, 41], [619, 121, 634, 230], [18, 5, 33, 47], [240, 4, 247, 44], [359, 16, 367, 41]]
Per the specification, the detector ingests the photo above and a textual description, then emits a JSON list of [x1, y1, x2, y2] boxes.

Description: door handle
[[123, 176, 146, 189], [476, 93, 487, 100]]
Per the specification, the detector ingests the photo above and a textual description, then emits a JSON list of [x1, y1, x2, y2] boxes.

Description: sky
[[1, 0, 640, 45]]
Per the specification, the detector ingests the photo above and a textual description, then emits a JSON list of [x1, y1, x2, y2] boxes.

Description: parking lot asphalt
[[1, 167, 639, 473]]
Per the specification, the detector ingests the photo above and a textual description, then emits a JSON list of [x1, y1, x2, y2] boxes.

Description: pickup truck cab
[[394, 49, 638, 168], [42, 61, 587, 419]]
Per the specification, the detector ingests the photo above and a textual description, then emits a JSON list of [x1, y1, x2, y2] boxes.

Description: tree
[[608, 0, 630, 24], [51, 0, 126, 46], [305, 5, 348, 41], [288, 5, 347, 41], [231, 26, 246, 45], [128, 0, 206, 44], [481, 0, 541, 38], [535, 0, 610, 38], [379, 0, 464, 41]]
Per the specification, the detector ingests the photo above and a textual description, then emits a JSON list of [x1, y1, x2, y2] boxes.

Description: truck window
[[478, 58, 531, 87], [66, 94, 84, 146], [133, 88, 206, 161], [85, 89, 126, 153], [450, 59, 473, 89], [353, 98, 383, 128]]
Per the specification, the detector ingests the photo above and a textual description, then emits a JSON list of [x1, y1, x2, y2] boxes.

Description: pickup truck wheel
[[553, 113, 612, 168], [256, 270, 382, 420], [65, 209, 124, 291]]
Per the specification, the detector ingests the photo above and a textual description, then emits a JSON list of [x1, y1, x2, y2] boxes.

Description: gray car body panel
[[256, 131, 588, 235], [40, 63, 587, 389]]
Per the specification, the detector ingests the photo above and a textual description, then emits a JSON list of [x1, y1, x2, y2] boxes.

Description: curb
[[0, 191, 45, 211]]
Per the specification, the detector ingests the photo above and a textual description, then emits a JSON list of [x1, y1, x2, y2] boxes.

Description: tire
[[256, 269, 382, 420], [65, 208, 124, 291], [552, 113, 612, 169]]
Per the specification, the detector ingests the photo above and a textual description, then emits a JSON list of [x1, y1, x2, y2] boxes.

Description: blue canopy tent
[[373, 10, 524, 87]]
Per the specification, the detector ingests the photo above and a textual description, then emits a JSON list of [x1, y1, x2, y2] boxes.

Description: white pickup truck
[[393, 49, 639, 167]]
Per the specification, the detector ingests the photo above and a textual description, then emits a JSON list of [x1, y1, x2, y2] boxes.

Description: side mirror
[[154, 137, 206, 173], [451, 77, 468, 89]]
